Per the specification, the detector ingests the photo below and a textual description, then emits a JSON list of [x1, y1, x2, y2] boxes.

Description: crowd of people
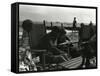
[[19, 18, 96, 71]]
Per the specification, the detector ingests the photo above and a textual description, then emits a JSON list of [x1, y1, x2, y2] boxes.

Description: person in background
[[89, 21, 96, 57], [79, 22, 94, 43], [73, 17, 77, 28], [79, 22, 95, 68]]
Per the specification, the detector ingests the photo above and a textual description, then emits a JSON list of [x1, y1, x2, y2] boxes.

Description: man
[[37, 26, 69, 63], [79, 22, 95, 68]]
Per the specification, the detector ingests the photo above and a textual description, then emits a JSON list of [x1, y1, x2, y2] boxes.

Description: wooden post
[[43, 20, 46, 26], [43, 20, 47, 33], [51, 22, 53, 28], [61, 23, 64, 29]]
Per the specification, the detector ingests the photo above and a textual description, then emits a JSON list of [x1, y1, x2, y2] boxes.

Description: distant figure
[[89, 21, 93, 27], [79, 23, 95, 68], [73, 17, 77, 28]]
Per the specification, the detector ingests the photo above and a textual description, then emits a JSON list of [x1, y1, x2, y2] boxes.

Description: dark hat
[[22, 19, 33, 32]]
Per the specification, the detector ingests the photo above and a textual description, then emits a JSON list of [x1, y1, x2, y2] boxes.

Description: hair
[[51, 26, 66, 35], [22, 19, 33, 32], [80, 23, 84, 27], [60, 28, 66, 35], [51, 26, 60, 34]]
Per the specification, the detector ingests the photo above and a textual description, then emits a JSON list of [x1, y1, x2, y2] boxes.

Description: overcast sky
[[19, 5, 96, 24]]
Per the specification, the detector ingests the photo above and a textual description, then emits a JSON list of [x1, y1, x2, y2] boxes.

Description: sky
[[19, 5, 96, 24]]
